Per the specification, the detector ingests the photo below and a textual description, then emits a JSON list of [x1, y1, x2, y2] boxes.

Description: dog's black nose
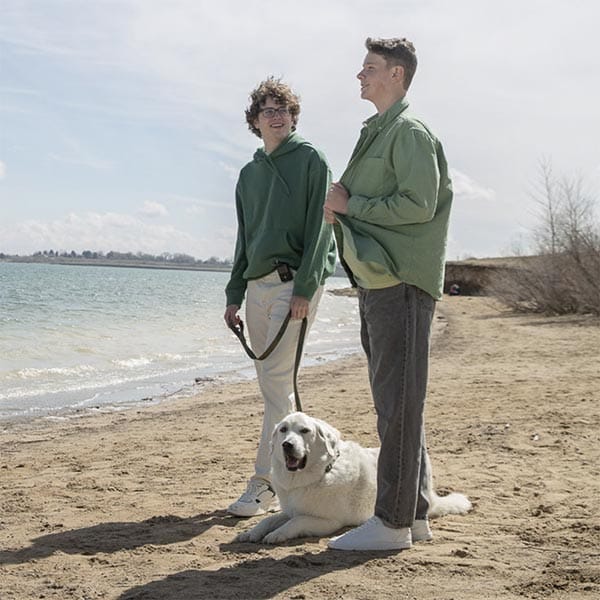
[[282, 441, 293, 451]]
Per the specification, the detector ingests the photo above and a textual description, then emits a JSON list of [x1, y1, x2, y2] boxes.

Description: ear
[[270, 422, 280, 456], [315, 420, 340, 458], [391, 65, 405, 83]]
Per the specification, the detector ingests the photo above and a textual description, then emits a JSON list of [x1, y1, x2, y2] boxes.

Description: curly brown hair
[[245, 77, 301, 138], [365, 37, 418, 90]]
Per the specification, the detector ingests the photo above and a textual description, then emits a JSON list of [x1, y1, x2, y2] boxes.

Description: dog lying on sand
[[235, 412, 471, 544]]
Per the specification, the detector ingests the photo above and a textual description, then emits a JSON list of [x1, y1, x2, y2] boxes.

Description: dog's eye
[[300, 427, 310, 434], [280, 426, 288, 433]]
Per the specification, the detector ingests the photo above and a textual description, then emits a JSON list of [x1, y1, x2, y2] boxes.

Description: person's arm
[[346, 128, 441, 226], [224, 182, 249, 308], [292, 152, 333, 302]]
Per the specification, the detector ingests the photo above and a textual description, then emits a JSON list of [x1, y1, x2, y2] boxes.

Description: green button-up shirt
[[334, 97, 453, 300]]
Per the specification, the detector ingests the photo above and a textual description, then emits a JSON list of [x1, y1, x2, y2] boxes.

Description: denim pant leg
[[359, 283, 435, 528]]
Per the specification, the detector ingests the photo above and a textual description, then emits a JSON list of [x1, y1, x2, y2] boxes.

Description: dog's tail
[[423, 452, 472, 519], [428, 490, 472, 519]]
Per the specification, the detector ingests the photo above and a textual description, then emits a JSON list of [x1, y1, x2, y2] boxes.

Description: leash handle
[[228, 311, 306, 412], [228, 312, 293, 361]]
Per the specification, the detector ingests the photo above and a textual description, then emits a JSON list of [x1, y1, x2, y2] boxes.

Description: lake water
[[0, 262, 361, 421]]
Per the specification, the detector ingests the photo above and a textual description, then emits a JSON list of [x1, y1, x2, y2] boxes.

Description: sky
[[1, 0, 599, 261]]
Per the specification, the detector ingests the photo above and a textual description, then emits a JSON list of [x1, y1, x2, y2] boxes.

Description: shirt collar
[[364, 96, 410, 130]]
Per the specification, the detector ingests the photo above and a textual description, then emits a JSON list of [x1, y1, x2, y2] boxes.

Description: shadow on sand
[[0, 510, 237, 565], [117, 542, 391, 600]]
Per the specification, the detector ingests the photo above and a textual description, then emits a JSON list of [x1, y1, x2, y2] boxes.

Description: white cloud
[[168, 194, 232, 216], [218, 161, 239, 182], [138, 201, 168, 218], [446, 168, 528, 260], [0, 160, 5, 179], [450, 169, 495, 204], [48, 152, 113, 170], [0, 212, 234, 259], [47, 135, 113, 170]]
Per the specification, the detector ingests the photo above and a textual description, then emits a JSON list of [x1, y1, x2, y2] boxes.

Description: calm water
[[0, 262, 360, 421]]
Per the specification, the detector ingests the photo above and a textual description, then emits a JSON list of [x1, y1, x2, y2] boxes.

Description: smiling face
[[357, 51, 406, 113], [253, 96, 293, 153]]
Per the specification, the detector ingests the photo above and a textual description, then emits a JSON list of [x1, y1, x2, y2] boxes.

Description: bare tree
[[490, 161, 599, 315]]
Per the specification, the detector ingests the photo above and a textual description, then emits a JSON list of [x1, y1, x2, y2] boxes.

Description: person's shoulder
[[236, 157, 262, 188], [238, 161, 253, 178], [294, 137, 330, 167], [394, 112, 438, 144], [395, 110, 428, 131], [239, 151, 264, 173]]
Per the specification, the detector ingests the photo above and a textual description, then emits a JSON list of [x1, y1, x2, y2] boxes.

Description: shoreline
[[0, 347, 363, 431], [0, 309, 364, 425], [1, 296, 598, 599]]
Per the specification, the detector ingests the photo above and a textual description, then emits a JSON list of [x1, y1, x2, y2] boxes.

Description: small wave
[[156, 353, 184, 361], [113, 357, 152, 368], [13, 364, 97, 380]]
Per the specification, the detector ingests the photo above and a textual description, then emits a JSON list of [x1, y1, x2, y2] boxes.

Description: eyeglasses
[[259, 107, 290, 119]]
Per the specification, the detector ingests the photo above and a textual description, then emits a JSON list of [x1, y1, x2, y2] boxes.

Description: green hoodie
[[334, 98, 453, 300], [225, 132, 336, 307]]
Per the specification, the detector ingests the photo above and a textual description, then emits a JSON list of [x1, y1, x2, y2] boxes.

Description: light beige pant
[[245, 271, 324, 481]]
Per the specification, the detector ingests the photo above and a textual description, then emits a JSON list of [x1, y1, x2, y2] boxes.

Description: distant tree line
[[0, 249, 233, 267]]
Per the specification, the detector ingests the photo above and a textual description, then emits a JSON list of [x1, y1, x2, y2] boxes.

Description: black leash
[[228, 311, 307, 412]]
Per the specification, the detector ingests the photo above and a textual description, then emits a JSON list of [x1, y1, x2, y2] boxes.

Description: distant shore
[[2, 256, 353, 277], [1, 256, 232, 273], [2, 254, 527, 295]]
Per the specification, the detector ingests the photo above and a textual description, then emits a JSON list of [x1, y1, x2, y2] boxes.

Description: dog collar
[[325, 450, 340, 473]]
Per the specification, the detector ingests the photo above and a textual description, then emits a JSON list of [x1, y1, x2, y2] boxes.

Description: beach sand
[[1, 296, 598, 599]]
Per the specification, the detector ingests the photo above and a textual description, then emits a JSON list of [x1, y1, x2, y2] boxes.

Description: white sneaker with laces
[[327, 516, 412, 551], [227, 480, 279, 517], [412, 519, 433, 542]]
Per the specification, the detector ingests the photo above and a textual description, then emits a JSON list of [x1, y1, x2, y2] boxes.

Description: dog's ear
[[315, 419, 340, 458], [269, 421, 281, 456]]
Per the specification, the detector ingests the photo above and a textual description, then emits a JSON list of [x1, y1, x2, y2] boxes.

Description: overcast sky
[[1, 0, 598, 260]]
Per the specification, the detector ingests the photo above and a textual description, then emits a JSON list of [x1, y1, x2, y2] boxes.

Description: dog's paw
[[234, 530, 261, 543], [262, 530, 290, 544]]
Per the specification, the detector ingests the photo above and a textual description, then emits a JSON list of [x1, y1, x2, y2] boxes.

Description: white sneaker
[[227, 480, 279, 517], [412, 519, 433, 542], [327, 516, 412, 551]]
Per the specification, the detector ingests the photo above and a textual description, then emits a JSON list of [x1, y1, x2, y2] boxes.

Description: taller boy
[[324, 38, 453, 551]]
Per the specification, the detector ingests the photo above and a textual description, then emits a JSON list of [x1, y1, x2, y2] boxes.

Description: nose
[[282, 441, 293, 451], [357, 69, 365, 80]]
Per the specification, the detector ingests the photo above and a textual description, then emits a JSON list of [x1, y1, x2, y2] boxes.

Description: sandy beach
[[1, 296, 598, 599]]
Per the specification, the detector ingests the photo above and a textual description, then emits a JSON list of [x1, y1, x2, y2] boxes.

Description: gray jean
[[358, 283, 435, 528]]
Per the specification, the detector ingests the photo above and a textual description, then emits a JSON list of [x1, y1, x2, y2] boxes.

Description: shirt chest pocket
[[352, 157, 385, 197]]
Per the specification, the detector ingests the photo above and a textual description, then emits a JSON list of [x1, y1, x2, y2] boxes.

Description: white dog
[[235, 412, 471, 544]]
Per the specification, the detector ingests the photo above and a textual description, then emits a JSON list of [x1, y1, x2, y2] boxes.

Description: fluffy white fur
[[235, 412, 471, 544]]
